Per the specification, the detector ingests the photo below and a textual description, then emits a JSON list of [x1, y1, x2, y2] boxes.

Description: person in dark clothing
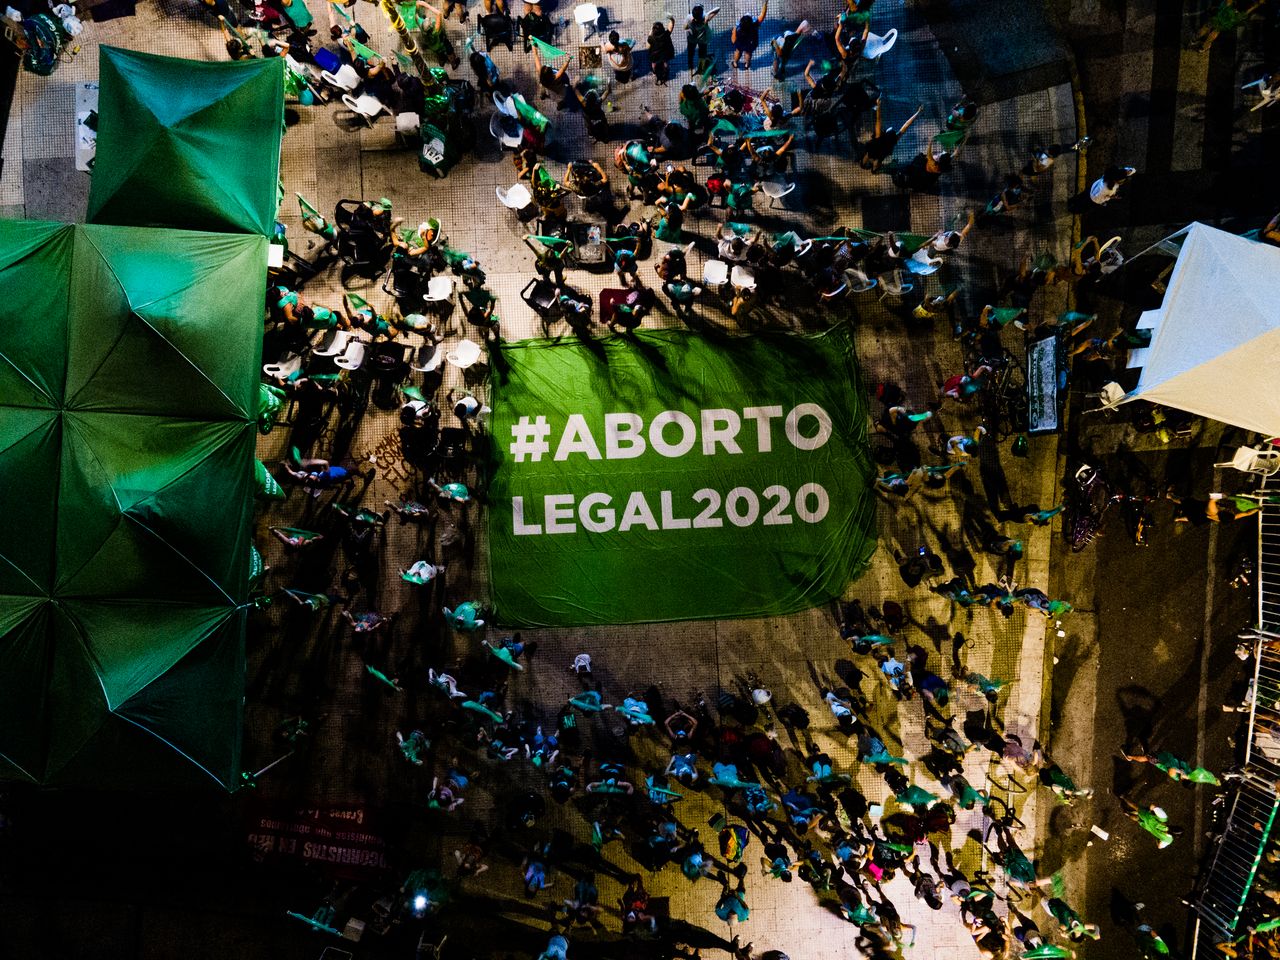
[[648, 17, 677, 83]]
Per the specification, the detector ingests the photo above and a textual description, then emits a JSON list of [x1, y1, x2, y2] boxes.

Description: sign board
[[1027, 331, 1063, 435], [487, 325, 877, 626], [246, 803, 389, 879]]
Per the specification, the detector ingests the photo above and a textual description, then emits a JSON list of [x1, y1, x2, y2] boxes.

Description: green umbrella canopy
[[0, 220, 264, 790], [87, 47, 284, 236]]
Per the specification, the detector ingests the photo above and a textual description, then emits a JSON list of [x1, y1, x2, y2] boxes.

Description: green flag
[[512, 95, 549, 133], [395, 49, 415, 70], [296, 192, 322, 222], [530, 35, 569, 60], [349, 35, 382, 63], [486, 324, 877, 626], [346, 292, 370, 312]]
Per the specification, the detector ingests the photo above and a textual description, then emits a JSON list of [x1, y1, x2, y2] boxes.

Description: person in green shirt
[[725, 178, 761, 212], [654, 193, 693, 242], [1120, 798, 1180, 849], [1044, 898, 1100, 942], [1135, 924, 1170, 959], [343, 292, 400, 341], [443, 600, 485, 631], [300, 303, 344, 331], [663, 278, 701, 321], [415, 4, 460, 66], [1194, 0, 1267, 50], [678, 82, 711, 132], [397, 729, 429, 764], [1122, 748, 1220, 785]]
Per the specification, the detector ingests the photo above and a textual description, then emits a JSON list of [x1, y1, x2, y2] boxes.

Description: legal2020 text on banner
[[486, 324, 877, 626]]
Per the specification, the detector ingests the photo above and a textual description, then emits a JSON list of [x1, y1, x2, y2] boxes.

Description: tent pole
[[1124, 223, 1195, 265], [380, 0, 431, 81]]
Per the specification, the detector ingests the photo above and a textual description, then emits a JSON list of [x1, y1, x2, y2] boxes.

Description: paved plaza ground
[[0, 0, 1276, 958]]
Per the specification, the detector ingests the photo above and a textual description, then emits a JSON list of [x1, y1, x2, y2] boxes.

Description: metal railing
[[1194, 772, 1279, 948], [1188, 473, 1280, 959], [1258, 472, 1280, 633]]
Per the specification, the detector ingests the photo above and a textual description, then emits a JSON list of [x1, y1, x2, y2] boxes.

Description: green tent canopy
[[86, 47, 284, 236], [0, 220, 264, 790]]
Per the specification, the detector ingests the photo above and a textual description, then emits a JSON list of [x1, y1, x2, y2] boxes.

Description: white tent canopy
[[1120, 222, 1280, 437]]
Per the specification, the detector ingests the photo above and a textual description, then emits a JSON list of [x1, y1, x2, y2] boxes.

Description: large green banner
[[487, 325, 876, 626]]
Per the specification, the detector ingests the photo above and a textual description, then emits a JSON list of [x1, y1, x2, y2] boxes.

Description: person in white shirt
[[1088, 165, 1136, 205]]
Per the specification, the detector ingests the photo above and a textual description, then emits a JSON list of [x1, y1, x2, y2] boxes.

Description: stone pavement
[[0, 0, 1082, 955]]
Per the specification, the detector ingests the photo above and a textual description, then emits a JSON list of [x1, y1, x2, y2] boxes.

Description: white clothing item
[[1089, 176, 1119, 204], [454, 394, 480, 419]]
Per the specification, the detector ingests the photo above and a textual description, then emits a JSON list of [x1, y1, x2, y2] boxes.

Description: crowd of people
[[162, 0, 1280, 953]]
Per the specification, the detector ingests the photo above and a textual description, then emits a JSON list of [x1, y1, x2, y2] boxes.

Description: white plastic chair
[[394, 111, 420, 143], [1216, 446, 1280, 477], [424, 276, 453, 304], [312, 329, 353, 357], [762, 181, 796, 208], [342, 93, 388, 126], [321, 64, 360, 91], [862, 28, 897, 60], [574, 3, 600, 41], [877, 270, 913, 299], [334, 339, 367, 371], [263, 353, 302, 379], [493, 91, 518, 116], [846, 268, 878, 293], [497, 183, 533, 211], [446, 338, 484, 370], [730, 264, 756, 293], [411, 342, 446, 372], [489, 113, 523, 150], [703, 259, 729, 290]]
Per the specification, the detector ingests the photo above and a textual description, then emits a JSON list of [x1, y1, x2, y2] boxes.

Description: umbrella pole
[[253, 750, 295, 779], [380, 0, 431, 81]]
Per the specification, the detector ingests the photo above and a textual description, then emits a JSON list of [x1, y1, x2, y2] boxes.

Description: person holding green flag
[[282, 589, 333, 612], [413, 4, 460, 66], [1122, 748, 1220, 785], [1043, 898, 1100, 942], [1120, 798, 1181, 849], [365, 663, 403, 691]]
